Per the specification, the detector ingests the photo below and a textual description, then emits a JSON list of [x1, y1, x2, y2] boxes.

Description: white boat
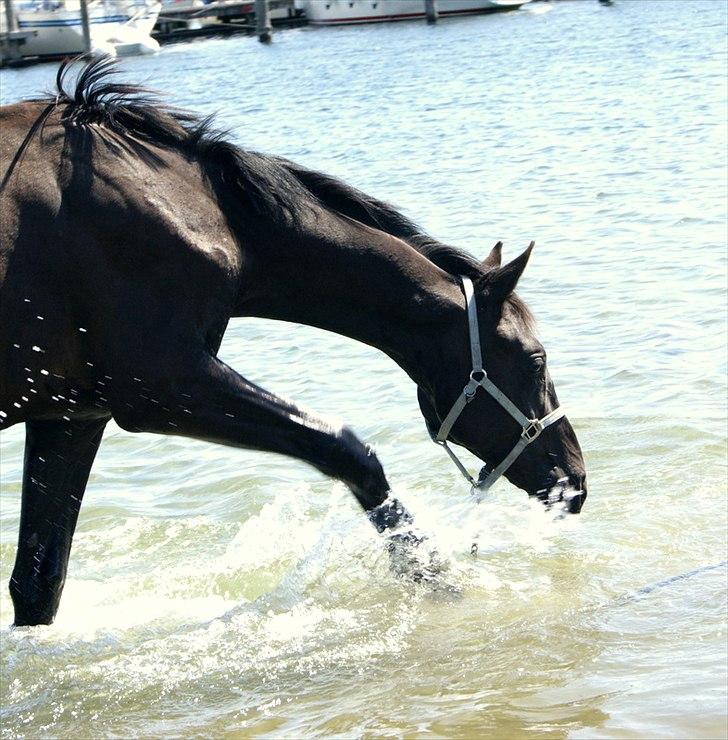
[[295, 0, 529, 26], [3, 0, 160, 59]]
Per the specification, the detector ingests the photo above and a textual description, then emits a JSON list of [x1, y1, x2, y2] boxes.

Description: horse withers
[[0, 58, 586, 626]]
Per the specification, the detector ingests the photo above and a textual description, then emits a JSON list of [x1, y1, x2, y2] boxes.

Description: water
[[1, 1, 726, 737]]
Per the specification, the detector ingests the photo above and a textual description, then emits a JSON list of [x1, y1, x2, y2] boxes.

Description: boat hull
[[296, 0, 528, 26], [9, 0, 160, 59]]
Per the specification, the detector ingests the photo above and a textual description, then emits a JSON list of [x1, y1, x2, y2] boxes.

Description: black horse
[[0, 58, 586, 627]]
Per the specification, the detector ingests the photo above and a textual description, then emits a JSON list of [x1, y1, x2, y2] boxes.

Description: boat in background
[[2, 0, 160, 60], [295, 0, 529, 26]]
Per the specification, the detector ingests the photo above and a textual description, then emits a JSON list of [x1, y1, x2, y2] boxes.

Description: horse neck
[[236, 213, 467, 390]]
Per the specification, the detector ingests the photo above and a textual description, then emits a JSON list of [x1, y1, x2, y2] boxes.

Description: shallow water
[[1, 1, 726, 737]]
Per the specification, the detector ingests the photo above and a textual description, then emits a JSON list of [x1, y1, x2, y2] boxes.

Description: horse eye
[[530, 355, 546, 373]]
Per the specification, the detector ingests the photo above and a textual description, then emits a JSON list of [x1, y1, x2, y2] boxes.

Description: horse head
[[417, 242, 587, 513]]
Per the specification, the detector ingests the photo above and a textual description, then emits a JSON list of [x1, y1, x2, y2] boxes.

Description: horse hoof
[[386, 530, 426, 550], [385, 530, 444, 583], [367, 497, 414, 533]]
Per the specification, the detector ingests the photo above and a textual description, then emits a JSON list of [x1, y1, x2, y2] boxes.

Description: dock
[[0, 29, 35, 65], [154, 0, 305, 43]]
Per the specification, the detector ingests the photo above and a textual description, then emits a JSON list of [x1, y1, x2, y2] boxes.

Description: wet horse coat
[[0, 59, 586, 626]]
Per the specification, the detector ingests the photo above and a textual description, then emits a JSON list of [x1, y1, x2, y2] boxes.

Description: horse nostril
[[567, 491, 586, 513], [566, 474, 587, 513]]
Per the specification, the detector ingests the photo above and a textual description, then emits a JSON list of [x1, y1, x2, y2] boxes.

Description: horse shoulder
[[81, 138, 242, 279]]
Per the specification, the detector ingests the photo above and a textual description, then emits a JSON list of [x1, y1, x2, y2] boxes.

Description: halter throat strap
[[431, 275, 565, 495]]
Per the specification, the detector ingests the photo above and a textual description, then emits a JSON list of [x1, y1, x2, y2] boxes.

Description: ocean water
[[1, 1, 726, 737]]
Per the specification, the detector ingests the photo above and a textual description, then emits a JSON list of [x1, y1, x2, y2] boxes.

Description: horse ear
[[482, 241, 503, 269], [488, 241, 535, 303]]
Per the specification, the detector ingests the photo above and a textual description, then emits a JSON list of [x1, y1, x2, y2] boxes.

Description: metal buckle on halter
[[521, 419, 544, 443], [464, 370, 486, 401], [463, 374, 482, 400]]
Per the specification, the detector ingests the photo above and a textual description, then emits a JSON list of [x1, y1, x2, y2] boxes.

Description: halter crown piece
[[430, 276, 566, 500]]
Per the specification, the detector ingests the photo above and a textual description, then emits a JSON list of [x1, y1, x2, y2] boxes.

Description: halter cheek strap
[[430, 276, 566, 496]]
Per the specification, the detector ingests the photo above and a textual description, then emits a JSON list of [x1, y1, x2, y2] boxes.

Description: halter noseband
[[430, 276, 565, 497]]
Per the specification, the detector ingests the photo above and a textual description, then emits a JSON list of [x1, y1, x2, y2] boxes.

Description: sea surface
[[1, 1, 726, 737]]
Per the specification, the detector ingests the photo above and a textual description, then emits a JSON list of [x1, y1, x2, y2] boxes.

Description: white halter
[[431, 276, 565, 496]]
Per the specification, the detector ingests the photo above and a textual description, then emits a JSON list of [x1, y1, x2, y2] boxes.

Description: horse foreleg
[[112, 355, 411, 531], [10, 416, 107, 626]]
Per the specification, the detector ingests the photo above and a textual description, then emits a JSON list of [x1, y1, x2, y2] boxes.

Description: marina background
[[1, 1, 727, 737], [0, 0, 529, 63]]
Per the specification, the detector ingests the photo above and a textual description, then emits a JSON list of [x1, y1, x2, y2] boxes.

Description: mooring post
[[425, 0, 438, 24], [1, 0, 21, 64], [255, 0, 272, 43], [3, 0, 17, 33], [79, 0, 92, 52]]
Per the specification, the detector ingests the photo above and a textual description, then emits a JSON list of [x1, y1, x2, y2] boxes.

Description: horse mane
[[43, 58, 486, 274], [48, 56, 310, 220], [34, 57, 533, 324], [271, 157, 486, 281]]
